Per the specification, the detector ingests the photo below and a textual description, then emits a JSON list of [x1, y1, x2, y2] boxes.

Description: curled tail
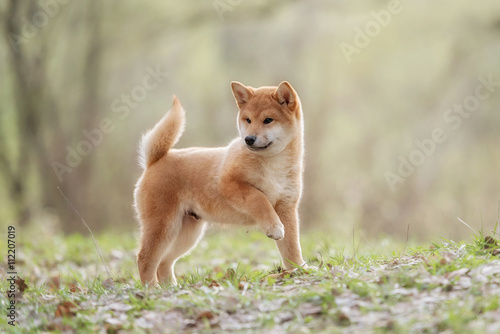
[[139, 96, 185, 169]]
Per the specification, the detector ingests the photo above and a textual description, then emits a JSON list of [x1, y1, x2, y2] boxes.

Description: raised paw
[[265, 223, 285, 240]]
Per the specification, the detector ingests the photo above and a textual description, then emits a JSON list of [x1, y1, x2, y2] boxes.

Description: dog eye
[[246, 118, 251, 124], [263, 118, 273, 124]]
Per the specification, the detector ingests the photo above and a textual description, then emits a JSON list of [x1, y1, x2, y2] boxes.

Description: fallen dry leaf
[[134, 291, 146, 299], [208, 280, 220, 288], [318, 253, 324, 269], [15, 276, 28, 293], [47, 276, 60, 291], [197, 310, 215, 320], [264, 273, 282, 281], [55, 301, 78, 318], [336, 310, 351, 324], [112, 277, 128, 284], [262, 269, 296, 282], [105, 323, 123, 332], [484, 236, 498, 249], [223, 268, 236, 280], [67, 282, 84, 294]]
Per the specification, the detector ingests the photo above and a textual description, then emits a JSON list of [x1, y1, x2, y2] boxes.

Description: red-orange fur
[[135, 81, 306, 286]]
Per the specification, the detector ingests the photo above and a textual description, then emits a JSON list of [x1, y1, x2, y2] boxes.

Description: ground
[[1, 225, 500, 333]]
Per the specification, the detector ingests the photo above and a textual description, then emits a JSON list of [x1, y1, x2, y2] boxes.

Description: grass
[[1, 224, 500, 333]]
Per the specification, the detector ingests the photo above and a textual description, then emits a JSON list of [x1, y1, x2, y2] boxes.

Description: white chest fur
[[256, 154, 300, 206]]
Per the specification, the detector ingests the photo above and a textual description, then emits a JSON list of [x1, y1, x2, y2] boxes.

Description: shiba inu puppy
[[135, 81, 306, 285]]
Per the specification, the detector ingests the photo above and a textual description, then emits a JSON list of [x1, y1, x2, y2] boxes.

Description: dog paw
[[265, 224, 285, 240]]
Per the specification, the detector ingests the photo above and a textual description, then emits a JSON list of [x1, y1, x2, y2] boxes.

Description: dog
[[134, 81, 306, 286]]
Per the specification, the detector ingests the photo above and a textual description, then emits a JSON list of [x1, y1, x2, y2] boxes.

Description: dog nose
[[245, 136, 256, 146]]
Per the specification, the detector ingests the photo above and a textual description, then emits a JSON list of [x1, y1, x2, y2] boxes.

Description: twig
[[57, 186, 113, 281], [457, 217, 477, 234], [402, 223, 410, 254]]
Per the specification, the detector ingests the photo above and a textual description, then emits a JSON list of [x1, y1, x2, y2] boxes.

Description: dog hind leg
[[156, 216, 206, 285], [137, 210, 183, 286]]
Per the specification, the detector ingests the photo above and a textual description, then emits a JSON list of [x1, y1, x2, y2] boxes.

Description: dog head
[[231, 81, 302, 155]]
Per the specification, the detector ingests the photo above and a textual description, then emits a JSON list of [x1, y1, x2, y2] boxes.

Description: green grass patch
[[1, 226, 499, 333]]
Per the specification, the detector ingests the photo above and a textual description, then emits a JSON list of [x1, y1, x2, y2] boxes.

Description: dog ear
[[231, 81, 253, 108], [272, 81, 297, 111]]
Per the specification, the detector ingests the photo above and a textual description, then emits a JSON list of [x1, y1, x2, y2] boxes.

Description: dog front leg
[[221, 181, 284, 240], [274, 201, 305, 270]]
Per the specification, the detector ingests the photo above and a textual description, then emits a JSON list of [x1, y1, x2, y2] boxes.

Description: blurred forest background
[[1, 0, 499, 242]]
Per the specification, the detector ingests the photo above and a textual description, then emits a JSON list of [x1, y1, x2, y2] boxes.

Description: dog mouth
[[249, 142, 273, 151]]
